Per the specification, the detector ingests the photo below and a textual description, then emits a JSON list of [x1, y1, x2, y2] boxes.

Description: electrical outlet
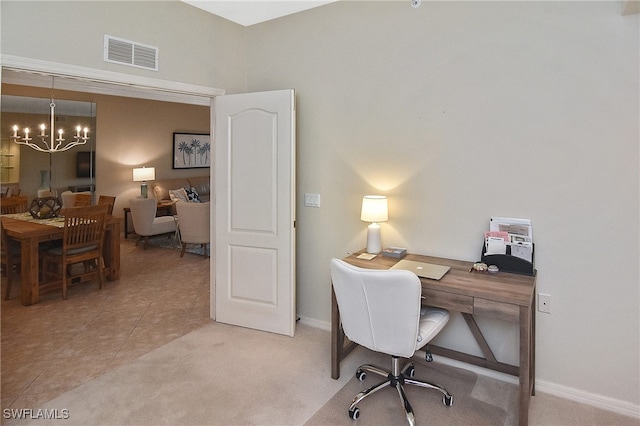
[[538, 293, 551, 314]]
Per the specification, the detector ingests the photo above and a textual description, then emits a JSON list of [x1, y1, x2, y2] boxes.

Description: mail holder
[[481, 243, 536, 276]]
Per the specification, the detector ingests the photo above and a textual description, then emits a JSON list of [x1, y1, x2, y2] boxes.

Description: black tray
[[480, 243, 536, 276]]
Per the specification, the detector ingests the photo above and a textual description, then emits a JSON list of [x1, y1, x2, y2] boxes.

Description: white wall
[[246, 0, 639, 409]]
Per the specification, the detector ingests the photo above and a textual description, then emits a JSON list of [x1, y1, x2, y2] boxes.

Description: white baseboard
[[435, 357, 639, 420], [534, 379, 640, 420], [300, 318, 640, 420], [297, 315, 330, 331]]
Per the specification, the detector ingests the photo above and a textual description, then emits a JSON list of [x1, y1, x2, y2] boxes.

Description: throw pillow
[[185, 187, 201, 203], [169, 188, 189, 203]]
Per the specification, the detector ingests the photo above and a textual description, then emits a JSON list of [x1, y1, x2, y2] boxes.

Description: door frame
[[2, 55, 223, 103], [2, 55, 222, 318]]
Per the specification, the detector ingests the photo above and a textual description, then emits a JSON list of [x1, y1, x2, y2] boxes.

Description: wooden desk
[[123, 200, 176, 238], [332, 250, 536, 426], [1, 214, 122, 306]]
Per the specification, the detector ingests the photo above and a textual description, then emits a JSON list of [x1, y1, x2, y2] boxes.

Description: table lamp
[[361, 195, 388, 254], [133, 167, 155, 198]]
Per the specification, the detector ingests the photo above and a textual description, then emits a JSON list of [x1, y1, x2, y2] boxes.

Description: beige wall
[[1, 84, 210, 216], [246, 1, 639, 406], [0, 1, 247, 92]]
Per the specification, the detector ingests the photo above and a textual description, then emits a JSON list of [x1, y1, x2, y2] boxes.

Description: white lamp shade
[[361, 195, 388, 223], [133, 167, 155, 182]]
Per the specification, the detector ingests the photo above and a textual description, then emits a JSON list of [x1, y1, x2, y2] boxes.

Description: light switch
[[304, 193, 320, 207]]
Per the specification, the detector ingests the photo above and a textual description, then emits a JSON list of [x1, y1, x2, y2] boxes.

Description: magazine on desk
[[486, 217, 533, 262]]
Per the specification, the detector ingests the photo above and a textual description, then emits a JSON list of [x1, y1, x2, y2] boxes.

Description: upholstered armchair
[[175, 201, 210, 257], [129, 197, 177, 249]]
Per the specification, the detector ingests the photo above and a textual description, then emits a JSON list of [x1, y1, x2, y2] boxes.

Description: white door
[[213, 90, 296, 337]]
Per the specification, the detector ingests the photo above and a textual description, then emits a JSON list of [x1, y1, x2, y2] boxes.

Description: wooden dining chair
[[0, 196, 28, 214], [73, 193, 93, 207], [1, 221, 21, 300], [41, 204, 109, 299], [97, 195, 116, 215]]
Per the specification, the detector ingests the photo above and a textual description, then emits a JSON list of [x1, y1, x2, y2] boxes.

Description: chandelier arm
[[13, 140, 50, 153], [55, 141, 85, 152]]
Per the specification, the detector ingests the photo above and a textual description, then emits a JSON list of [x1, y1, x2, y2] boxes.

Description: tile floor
[[1, 236, 211, 412]]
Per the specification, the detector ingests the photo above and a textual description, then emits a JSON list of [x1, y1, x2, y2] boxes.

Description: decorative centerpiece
[[29, 197, 62, 219]]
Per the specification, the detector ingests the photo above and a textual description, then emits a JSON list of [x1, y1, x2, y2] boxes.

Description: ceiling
[[181, 0, 339, 26], [184, 0, 640, 26]]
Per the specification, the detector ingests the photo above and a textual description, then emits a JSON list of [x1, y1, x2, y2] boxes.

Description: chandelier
[[10, 77, 90, 153]]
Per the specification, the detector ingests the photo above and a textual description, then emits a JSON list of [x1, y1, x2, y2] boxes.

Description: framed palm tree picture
[[173, 132, 211, 169]]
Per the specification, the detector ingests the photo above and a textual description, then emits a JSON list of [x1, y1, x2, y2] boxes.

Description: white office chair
[[330, 258, 453, 426], [175, 201, 210, 257], [129, 197, 177, 249]]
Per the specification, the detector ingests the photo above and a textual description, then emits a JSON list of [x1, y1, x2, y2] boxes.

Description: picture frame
[[173, 132, 211, 169]]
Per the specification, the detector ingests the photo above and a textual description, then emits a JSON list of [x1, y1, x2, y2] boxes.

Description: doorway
[[2, 62, 219, 318]]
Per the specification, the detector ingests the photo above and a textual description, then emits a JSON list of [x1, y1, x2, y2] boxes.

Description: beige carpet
[[306, 357, 519, 426], [2, 321, 518, 426], [4, 322, 369, 426], [4, 316, 636, 426]]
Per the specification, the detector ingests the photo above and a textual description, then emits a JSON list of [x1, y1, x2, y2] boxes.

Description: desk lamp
[[361, 195, 388, 254], [133, 167, 155, 198]]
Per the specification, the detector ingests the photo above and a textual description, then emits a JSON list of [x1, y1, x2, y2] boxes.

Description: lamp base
[[140, 182, 148, 198], [366, 222, 382, 254]]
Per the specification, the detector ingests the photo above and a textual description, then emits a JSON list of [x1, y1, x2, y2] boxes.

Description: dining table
[[1, 212, 122, 305]]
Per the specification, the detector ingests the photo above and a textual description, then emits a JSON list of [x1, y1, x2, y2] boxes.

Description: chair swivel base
[[348, 356, 453, 426]]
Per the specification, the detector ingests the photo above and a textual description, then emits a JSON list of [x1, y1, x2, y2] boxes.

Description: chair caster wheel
[[405, 365, 415, 378], [443, 394, 453, 406], [349, 407, 360, 420], [356, 369, 366, 381]]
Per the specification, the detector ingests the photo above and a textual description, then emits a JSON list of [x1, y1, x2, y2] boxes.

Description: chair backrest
[[97, 195, 116, 215], [60, 191, 75, 209], [330, 258, 423, 358], [74, 192, 93, 207], [61, 204, 109, 255], [176, 201, 210, 244], [129, 197, 158, 235], [5, 187, 19, 197], [0, 196, 28, 214]]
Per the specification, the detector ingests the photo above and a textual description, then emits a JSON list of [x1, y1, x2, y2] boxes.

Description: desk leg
[[20, 237, 39, 306], [331, 286, 342, 379], [531, 304, 536, 396], [519, 304, 533, 426]]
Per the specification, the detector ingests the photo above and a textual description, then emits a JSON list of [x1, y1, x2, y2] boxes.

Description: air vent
[[104, 35, 158, 71]]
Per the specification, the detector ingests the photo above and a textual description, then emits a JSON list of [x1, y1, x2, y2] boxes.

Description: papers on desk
[[486, 217, 533, 262]]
